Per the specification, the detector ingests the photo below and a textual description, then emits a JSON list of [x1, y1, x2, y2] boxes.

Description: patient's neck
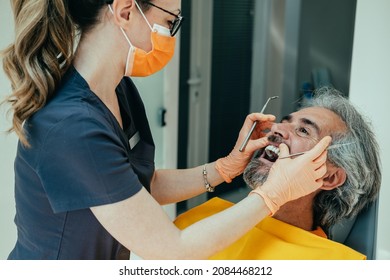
[[272, 193, 317, 231]]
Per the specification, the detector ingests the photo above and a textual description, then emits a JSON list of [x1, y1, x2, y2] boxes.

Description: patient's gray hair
[[305, 87, 381, 233]]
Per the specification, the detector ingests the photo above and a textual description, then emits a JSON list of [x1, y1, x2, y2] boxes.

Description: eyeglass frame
[[143, 1, 184, 36]]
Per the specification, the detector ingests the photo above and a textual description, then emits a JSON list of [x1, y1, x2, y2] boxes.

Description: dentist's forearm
[[150, 162, 224, 205]]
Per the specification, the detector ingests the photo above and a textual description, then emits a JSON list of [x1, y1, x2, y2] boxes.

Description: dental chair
[[329, 198, 379, 260]]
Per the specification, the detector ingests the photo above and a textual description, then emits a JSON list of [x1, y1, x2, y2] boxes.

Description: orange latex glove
[[251, 136, 332, 215], [215, 113, 275, 183]]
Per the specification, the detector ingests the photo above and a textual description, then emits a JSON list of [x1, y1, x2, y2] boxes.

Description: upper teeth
[[265, 145, 280, 157]]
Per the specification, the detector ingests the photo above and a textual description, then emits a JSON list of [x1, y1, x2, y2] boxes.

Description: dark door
[[208, 0, 255, 198]]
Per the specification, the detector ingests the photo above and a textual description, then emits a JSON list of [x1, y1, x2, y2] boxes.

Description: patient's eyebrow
[[281, 115, 292, 122], [300, 117, 320, 135]]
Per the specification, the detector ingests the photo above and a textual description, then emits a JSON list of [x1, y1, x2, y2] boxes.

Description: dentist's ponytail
[[2, 0, 75, 147]]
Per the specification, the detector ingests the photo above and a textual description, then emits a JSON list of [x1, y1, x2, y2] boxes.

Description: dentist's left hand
[[215, 113, 275, 183]]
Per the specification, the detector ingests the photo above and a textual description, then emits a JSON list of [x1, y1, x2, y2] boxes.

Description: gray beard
[[243, 157, 271, 190]]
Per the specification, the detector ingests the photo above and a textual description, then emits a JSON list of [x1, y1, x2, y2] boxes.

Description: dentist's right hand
[[251, 136, 332, 215]]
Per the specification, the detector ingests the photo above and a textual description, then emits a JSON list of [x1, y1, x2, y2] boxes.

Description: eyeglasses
[[144, 1, 184, 37]]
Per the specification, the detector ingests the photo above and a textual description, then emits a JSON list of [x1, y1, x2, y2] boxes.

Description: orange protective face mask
[[125, 29, 176, 77], [108, 4, 176, 77]]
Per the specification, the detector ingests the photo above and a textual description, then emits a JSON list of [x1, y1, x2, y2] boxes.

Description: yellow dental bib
[[174, 197, 365, 260]]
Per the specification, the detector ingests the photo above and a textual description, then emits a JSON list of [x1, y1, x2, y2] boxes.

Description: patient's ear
[[321, 165, 346, 191]]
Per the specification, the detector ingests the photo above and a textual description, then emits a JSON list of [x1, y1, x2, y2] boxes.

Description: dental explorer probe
[[277, 142, 355, 159], [239, 96, 279, 152]]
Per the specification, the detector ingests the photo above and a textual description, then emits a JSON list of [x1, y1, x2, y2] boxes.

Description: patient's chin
[[243, 160, 270, 189]]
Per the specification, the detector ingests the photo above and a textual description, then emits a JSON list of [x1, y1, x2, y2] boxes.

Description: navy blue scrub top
[[8, 66, 155, 259]]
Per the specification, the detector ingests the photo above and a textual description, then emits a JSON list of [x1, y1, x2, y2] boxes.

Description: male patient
[[174, 87, 381, 260]]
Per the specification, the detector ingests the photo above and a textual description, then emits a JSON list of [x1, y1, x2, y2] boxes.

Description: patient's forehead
[[292, 107, 347, 137]]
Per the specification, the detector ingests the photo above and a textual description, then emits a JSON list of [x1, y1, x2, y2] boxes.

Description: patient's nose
[[270, 122, 290, 140]]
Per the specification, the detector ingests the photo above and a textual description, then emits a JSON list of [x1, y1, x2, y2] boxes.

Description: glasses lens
[[170, 17, 183, 36]]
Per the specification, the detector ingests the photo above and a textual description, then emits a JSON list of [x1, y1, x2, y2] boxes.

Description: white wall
[[0, 1, 17, 259], [349, 0, 390, 259]]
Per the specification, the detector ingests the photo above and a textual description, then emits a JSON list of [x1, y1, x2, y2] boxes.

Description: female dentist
[[2, 0, 331, 259]]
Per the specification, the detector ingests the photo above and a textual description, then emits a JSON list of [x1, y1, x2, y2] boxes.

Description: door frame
[[185, 0, 214, 209]]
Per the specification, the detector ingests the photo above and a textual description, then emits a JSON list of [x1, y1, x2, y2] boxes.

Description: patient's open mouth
[[264, 145, 280, 162]]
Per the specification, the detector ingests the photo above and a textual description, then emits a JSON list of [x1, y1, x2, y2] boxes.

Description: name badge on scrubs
[[129, 131, 140, 150]]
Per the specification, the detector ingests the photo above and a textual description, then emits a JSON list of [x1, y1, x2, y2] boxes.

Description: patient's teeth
[[265, 145, 281, 161]]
